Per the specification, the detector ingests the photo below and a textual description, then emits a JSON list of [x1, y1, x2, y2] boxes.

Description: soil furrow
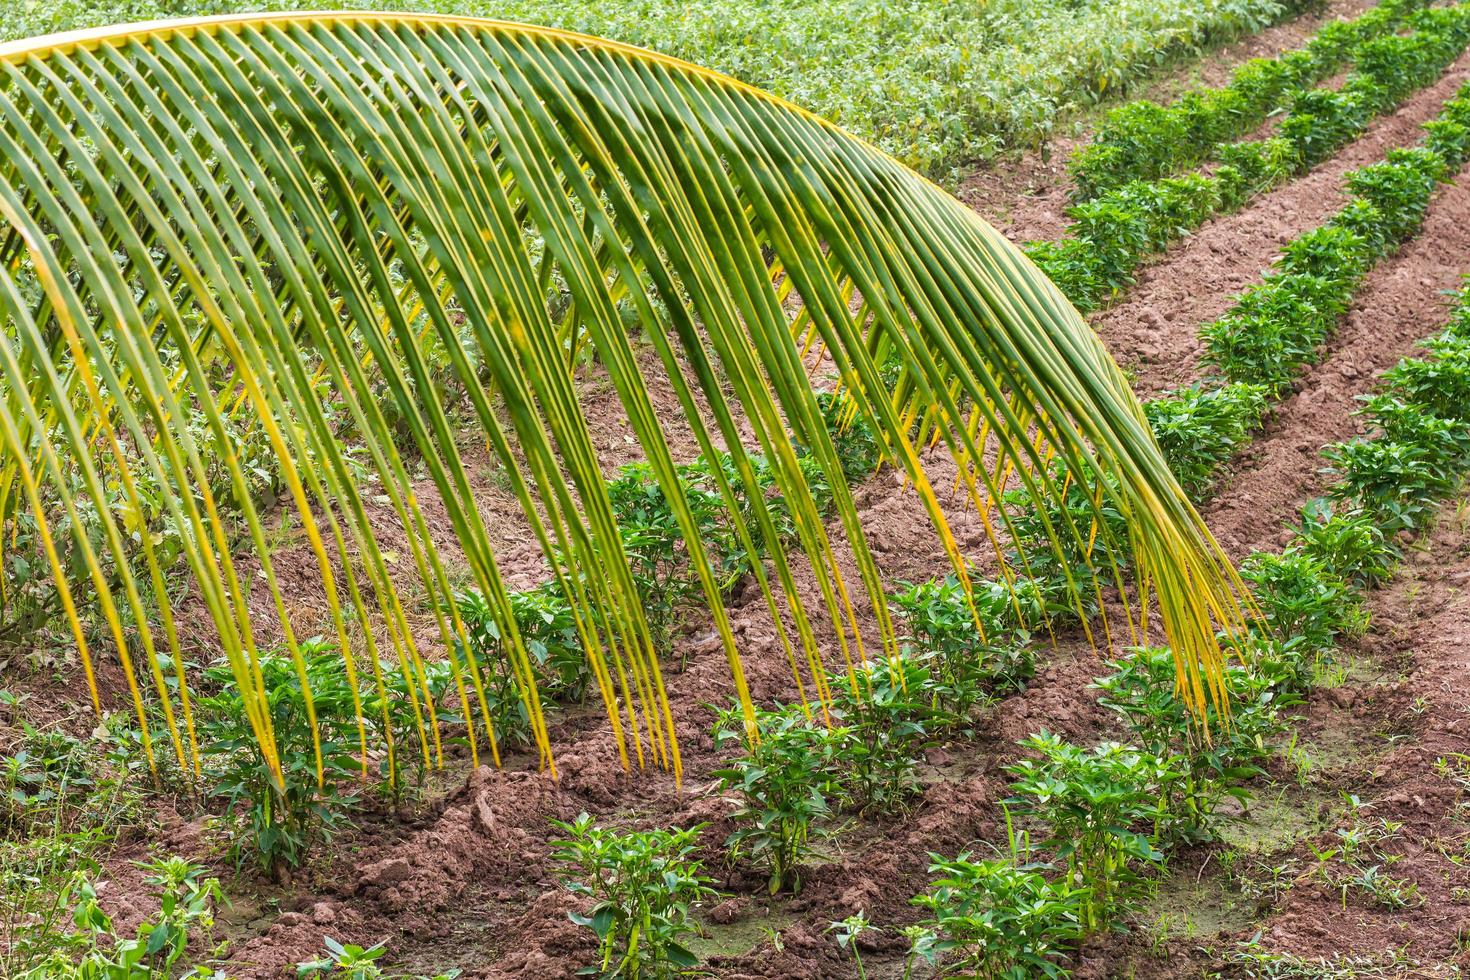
[[1089, 51, 1470, 398], [1199, 167, 1470, 559], [1233, 508, 1470, 969]]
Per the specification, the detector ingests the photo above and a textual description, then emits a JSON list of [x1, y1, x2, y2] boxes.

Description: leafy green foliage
[[1227, 134, 1304, 186], [890, 574, 1036, 715], [1021, 238, 1109, 312], [452, 583, 591, 752], [1069, 0, 1423, 200], [1, 724, 100, 832], [3, 841, 103, 979], [452, 588, 539, 753], [0, 0, 1313, 181], [1423, 117, 1470, 168], [910, 851, 1086, 979], [1202, 271, 1354, 394], [606, 462, 734, 653], [590, 398, 883, 658], [1033, 171, 1235, 306], [0, 347, 356, 649], [551, 814, 715, 979], [0, 704, 149, 978], [1344, 151, 1445, 245], [1070, 101, 1194, 200], [1290, 499, 1398, 588], [711, 707, 844, 894], [815, 391, 881, 484], [1094, 646, 1297, 842], [1313, 278, 1470, 537], [18, 857, 225, 980], [1239, 550, 1367, 653], [199, 639, 362, 875], [0, 0, 1304, 816], [1277, 88, 1373, 167], [1324, 430, 1463, 535], [825, 655, 934, 811], [1277, 225, 1374, 283], [1381, 346, 1470, 426], [1203, 107, 1457, 394], [1041, 9, 1470, 312], [1366, 5, 1470, 97], [0, 511, 70, 647], [1305, 177, 1470, 555], [1325, 198, 1393, 259], [1329, 389, 1470, 533], [1004, 732, 1173, 933], [1145, 382, 1268, 499]]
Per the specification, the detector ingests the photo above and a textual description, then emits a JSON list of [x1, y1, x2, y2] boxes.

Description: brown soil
[[1241, 511, 1470, 970]]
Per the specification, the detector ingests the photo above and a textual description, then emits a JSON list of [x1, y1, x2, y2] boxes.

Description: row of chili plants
[[1026, 2, 1470, 312], [895, 276, 1470, 976], [876, 94, 1470, 978], [1147, 77, 1470, 499], [1069, 0, 1432, 201], [804, 117, 1470, 977]]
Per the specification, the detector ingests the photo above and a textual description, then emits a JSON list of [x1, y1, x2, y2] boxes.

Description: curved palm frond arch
[[0, 12, 1249, 786]]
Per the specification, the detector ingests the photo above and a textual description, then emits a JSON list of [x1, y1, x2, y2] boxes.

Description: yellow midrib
[[0, 11, 804, 117], [0, 8, 976, 298]]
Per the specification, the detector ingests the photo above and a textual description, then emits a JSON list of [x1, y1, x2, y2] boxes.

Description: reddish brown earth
[[8, 5, 1470, 979], [1247, 508, 1470, 970]]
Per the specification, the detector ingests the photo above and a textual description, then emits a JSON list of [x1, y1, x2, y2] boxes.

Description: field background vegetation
[[0, 0, 1303, 178]]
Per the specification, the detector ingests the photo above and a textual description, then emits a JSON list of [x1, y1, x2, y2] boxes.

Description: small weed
[[825, 911, 875, 980], [1282, 734, 1314, 789], [1212, 934, 1421, 977], [297, 937, 460, 979]]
